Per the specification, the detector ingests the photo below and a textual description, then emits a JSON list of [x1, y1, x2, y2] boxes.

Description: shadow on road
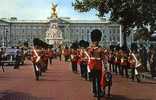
[[101, 95, 151, 100], [0, 76, 10, 79], [140, 81, 156, 85], [39, 78, 73, 82], [0, 90, 53, 100]]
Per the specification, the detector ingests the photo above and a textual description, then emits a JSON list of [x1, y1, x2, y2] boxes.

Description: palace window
[[117, 29, 120, 33], [113, 36, 116, 41], [109, 30, 111, 34], [110, 36, 112, 41], [81, 29, 84, 33], [103, 30, 105, 34], [76, 29, 78, 32], [87, 29, 89, 33], [117, 36, 120, 41]]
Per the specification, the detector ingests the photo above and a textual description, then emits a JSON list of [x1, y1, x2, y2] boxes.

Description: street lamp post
[[64, 24, 70, 45], [5, 28, 8, 47], [1, 26, 4, 47], [2, 26, 9, 47], [119, 25, 123, 47]]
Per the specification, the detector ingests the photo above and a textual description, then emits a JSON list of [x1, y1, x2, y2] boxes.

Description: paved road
[[0, 59, 156, 100]]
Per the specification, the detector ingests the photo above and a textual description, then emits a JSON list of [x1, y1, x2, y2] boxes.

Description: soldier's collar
[[93, 47, 98, 49]]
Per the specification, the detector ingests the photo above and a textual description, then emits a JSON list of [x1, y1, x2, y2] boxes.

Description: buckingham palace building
[[0, 3, 122, 47]]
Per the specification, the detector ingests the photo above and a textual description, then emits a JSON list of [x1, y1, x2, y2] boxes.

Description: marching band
[[28, 29, 145, 98]]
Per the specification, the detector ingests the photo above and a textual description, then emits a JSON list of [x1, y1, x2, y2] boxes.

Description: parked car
[[1, 47, 25, 65]]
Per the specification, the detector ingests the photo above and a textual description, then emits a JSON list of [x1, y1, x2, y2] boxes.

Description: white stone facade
[[45, 19, 63, 47], [0, 18, 121, 47]]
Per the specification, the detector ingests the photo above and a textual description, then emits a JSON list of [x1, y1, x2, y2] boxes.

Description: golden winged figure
[[51, 3, 58, 18]]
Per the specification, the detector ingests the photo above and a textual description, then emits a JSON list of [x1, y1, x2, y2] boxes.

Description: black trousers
[[80, 62, 87, 79], [14, 59, 20, 69], [45, 60, 48, 71], [150, 63, 156, 77], [41, 61, 48, 72], [109, 63, 112, 72], [118, 65, 123, 75], [71, 62, 77, 72], [33, 63, 41, 80], [124, 66, 129, 78], [112, 63, 115, 72], [91, 69, 101, 95], [115, 64, 118, 75], [131, 68, 140, 82], [49, 57, 53, 64]]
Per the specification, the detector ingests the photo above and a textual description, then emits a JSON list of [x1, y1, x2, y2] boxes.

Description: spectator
[[139, 45, 148, 72], [149, 46, 156, 78], [14, 50, 21, 69]]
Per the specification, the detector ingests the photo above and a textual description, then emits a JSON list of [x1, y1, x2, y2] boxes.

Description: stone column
[[119, 25, 123, 47]]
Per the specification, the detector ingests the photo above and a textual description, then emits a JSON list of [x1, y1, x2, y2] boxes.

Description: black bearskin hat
[[110, 45, 115, 51], [70, 41, 79, 50], [79, 40, 89, 48], [115, 45, 121, 51], [79, 40, 86, 47], [85, 41, 89, 48], [91, 29, 102, 42], [33, 38, 49, 48]]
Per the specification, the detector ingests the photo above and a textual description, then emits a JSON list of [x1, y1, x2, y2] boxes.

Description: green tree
[[134, 27, 151, 41], [73, 0, 156, 47]]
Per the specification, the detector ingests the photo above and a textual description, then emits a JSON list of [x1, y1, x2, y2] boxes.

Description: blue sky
[[0, 0, 99, 20]]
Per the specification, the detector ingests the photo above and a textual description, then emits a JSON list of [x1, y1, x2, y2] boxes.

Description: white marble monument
[[45, 3, 63, 47]]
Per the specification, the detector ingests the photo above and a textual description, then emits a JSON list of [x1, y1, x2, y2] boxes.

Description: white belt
[[90, 57, 101, 60]]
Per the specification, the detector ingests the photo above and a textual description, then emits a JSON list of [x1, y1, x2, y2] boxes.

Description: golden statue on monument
[[51, 3, 58, 18]]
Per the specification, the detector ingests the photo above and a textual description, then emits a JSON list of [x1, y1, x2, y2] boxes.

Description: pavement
[[0, 59, 156, 100], [142, 72, 153, 79]]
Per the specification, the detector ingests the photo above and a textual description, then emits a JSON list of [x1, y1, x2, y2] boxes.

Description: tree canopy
[[33, 38, 53, 49], [73, 0, 156, 41]]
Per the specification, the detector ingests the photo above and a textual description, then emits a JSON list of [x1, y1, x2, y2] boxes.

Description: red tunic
[[128, 55, 136, 68], [64, 49, 70, 57], [71, 49, 79, 64], [87, 47, 104, 71], [79, 49, 88, 64], [88, 59, 102, 70], [48, 50, 54, 58], [87, 46, 105, 88], [121, 57, 128, 66], [42, 50, 49, 62]]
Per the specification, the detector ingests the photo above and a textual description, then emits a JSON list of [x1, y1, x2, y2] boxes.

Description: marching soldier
[[121, 50, 129, 78], [31, 46, 41, 80], [111, 51, 116, 73], [129, 50, 141, 82], [48, 48, 54, 64], [87, 29, 105, 97], [42, 48, 49, 72], [114, 50, 119, 75], [70, 42, 79, 73], [117, 49, 122, 75], [58, 46, 62, 61], [79, 40, 89, 80], [108, 50, 113, 72], [63, 46, 70, 62], [148, 46, 156, 78], [14, 50, 21, 69]]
